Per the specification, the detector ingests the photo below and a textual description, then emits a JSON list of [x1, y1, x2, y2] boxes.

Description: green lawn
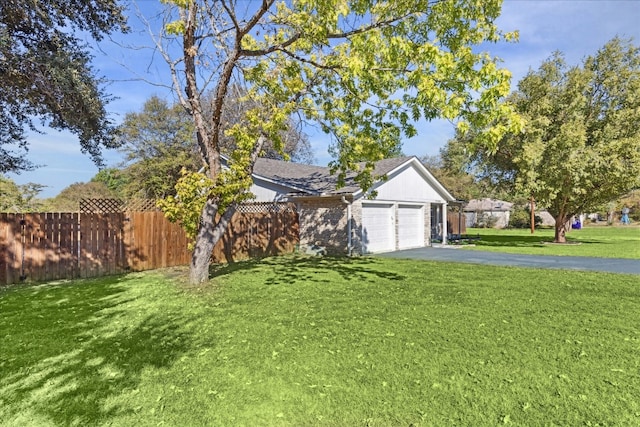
[[461, 225, 640, 259], [1, 257, 639, 426]]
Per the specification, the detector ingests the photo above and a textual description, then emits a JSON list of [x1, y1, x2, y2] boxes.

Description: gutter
[[341, 195, 353, 256]]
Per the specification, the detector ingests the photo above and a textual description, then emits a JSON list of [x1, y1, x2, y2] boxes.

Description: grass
[[461, 225, 640, 259], [1, 257, 639, 426]]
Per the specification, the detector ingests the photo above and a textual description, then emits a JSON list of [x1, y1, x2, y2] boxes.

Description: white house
[[246, 156, 456, 255]]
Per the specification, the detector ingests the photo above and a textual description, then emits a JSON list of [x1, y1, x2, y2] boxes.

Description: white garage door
[[361, 203, 395, 253], [398, 205, 424, 249]]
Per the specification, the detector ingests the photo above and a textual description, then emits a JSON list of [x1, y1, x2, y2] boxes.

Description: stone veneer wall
[[296, 198, 349, 255]]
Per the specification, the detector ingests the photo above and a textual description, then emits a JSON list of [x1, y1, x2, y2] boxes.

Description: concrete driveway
[[378, 246, 640, 275]]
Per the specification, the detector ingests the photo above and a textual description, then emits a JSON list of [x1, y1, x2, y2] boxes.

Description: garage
[[361, 203, 395, 253], [397, 204, 424, 249], [251, 156, 456, 255]]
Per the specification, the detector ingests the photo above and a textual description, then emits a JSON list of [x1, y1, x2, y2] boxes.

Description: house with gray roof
[[463, 198, 513, 228], [248, 156, 456, 255]]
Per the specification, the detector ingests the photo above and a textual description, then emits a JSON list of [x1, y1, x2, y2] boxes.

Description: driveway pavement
[[378, 246, 640, 275]]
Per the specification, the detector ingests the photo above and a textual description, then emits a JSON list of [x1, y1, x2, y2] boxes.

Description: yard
[[1, 255, 639, 426], [461, 225, 640, 259]]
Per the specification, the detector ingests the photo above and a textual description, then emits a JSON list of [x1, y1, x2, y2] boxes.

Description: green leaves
[[117, 96, 199, 199], [455, 37, 640, 240], [0, 0, 127, 173], [178, 0, 518, 191], [161, 0, 522, 191], [519, 39, 640, 214], [165, 20, 186, 35], [157, 169, 214, 249]]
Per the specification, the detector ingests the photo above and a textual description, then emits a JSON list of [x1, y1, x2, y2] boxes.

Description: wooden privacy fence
[[212, 202, 299, 264], [0, 200, 299, 286], [447, 211, 467, 236]]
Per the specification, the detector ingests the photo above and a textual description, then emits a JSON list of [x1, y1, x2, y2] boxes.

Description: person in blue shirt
[[621, 206, 630, 225]]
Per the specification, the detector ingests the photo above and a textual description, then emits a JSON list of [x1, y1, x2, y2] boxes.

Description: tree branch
[[238, 0, 275, 37], [183, 2, 213, 168], [326, 13, 414, 40], [239, 32, 302, 57]]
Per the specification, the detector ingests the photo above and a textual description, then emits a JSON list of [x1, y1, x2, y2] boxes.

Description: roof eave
[[288, 193, 348, 201], [251, 173, 314, 195]]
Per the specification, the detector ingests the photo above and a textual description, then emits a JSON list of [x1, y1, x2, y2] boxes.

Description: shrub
[[509, 206, 542, 229], [474, 212, 498, 228]]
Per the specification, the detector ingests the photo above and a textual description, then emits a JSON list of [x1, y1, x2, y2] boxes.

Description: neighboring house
[[247, 156, 456, 255], [538, 210, 556, 227], [463, 198, 513, 228]]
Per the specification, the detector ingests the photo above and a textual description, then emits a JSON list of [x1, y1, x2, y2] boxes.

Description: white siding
[[374, 164, 443, 202], [250, 179, 292, 202]]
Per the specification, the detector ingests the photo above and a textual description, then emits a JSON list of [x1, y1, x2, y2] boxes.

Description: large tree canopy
[[0, 0, 127, 173], [0, 175, 44, 212], [116, 92, 315, 199], [457, 38, 640, 242], [152, 0, 520, 284], [117, 96, 200, 199]]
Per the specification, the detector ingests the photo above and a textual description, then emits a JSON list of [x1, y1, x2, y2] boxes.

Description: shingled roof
[[463, 198, 513, 212], [253, 156, 414, 196]]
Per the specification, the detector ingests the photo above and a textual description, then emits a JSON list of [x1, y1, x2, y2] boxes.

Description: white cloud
[[27, 131, 86, 155]]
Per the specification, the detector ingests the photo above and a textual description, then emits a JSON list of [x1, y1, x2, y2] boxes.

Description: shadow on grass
[[473, 233, 557, 248], [209, 255, 407, 285], [0, 274, 196, 426], [473, 232, 613, 249]]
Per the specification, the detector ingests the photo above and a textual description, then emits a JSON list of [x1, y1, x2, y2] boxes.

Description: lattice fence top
[[235, 202, 296, 214], [79, 199, 293, 214], [79, 199, 160, 214], [80, 199, 122, 214]]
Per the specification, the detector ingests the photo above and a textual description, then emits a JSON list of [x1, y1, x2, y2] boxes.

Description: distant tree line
[[1, 91, 315, 212]]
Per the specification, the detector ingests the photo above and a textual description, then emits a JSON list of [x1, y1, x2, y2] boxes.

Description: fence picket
[[1, 202, 299, 285], [0, 213, 8, 285], [10, 214, 22, 284]]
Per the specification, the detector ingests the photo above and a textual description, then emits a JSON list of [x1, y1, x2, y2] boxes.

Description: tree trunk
[[554, 214, 568, 243], [530, 196, 535, 234], [189, 199, 237, 284]]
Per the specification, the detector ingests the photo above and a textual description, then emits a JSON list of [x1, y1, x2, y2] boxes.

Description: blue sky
[[7, 0, 640, 198]]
